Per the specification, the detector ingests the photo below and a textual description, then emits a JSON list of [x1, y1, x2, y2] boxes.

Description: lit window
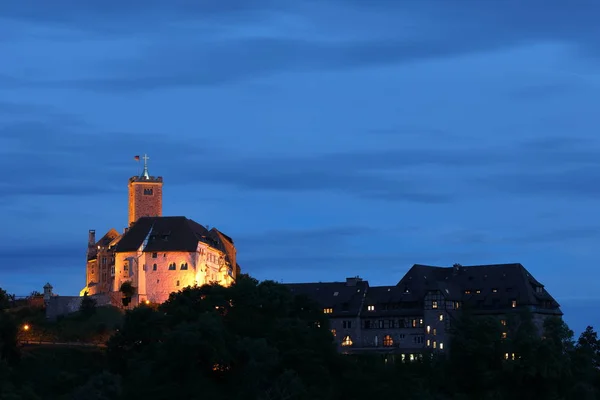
[[440, 342, 444, 350], [454, 301, 461, 309], [433, 341, 437, 349], [409, 354, 414, 361], [432, 300, 438, 309], [512, 300, 517, 308], [501, 319, 507, 326], [433, 328, 437, 336], [383, 335, 394, 347], [492, 288, 498, 293], [426, 325, 431, 334], [331, 329, 336, 337], [412, 319, 417, 328], [367, 305, 375, 311], [502, 332, 507, 339], [464, 290, 471, 294], [323, 308, 333, 314], [476, 289, 481, 294], [426, 339, 431, 347], [341, 336, 353, 346], [419, 318, 423, 326], [439, 314, 444, 321]]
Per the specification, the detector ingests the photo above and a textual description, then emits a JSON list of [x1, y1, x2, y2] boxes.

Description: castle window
[[152, 253, 158, 258], [343, 320, 352, 329], [176, 280, 180, 286], [492, 288, 498, 293], [502, 332, 507, 339], [331, 329, 336, 337], [439, 314, 444, 321], [433, 328, 437, 336], [501, 319, 507, 326], [144, 188, 153, 195], [432, 300, 438, 309], [433, 341, 437, 349], [476, 289, 481, 294], [414, 336, 424, 344], [364, 320, 371, 329], [181, 263, 188, 270], [169, 263, 176, 271], [123, 264, 128, 272], [464, 290, 471, 294], [427, 339, 431, 347], [323, 308, 333, 314], [102, 257, 107, 266], [427, 325, 431, 334], [383, 335, 394, 347], [511, 300, 517, 308], [440, 342, 444, 350], [367, 305, 375, 311], [378, 320, 384, 329], [341, 335, 353, 347], [388, 320, 395, 328], [153, 263, 157, 271]]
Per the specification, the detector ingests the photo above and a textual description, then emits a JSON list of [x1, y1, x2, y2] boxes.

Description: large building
[[81, 155, 240, 305], [286, 263, 561, 358]]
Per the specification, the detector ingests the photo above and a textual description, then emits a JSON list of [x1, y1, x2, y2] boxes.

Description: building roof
[[285, 277, 368, 317], [114, 216, 236, 269], [396, 263, 561, 310], [284, 263, 562, 316]]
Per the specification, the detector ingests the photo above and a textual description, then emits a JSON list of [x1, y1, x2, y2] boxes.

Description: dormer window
[[367, 305, 375, 311], [535, 286, 543, 293], [180, 263, 188, 270], [323, 308, 333, 314], [475, 289, 481, 294], [492, 288, 498, 293]]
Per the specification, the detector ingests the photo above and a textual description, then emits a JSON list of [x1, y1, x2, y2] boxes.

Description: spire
[[140, 154, 150, 180]]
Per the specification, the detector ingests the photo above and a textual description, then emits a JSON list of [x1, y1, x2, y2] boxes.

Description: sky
[[0, 0, 599, 335]]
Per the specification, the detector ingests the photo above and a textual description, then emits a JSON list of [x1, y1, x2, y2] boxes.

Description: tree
[[79, 291, 97, 318], [119, 281, 135, 307], [108, 275, 341, 399], [0, 287, 10, 310]]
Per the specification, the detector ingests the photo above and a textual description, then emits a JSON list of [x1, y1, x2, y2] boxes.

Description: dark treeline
[[1, 277, 599, 400]]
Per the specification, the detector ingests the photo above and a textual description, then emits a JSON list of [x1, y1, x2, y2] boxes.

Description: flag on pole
[[134, 155, 140, 161]]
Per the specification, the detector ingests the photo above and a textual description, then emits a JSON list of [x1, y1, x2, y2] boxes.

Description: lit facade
[[81, 155, 239, 304], [285, 263, 562, 358]]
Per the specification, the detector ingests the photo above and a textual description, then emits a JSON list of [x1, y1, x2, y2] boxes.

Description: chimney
[[452, 263, 462, 276], [88, 230, 96, 246], [345, 276, 362, 286]]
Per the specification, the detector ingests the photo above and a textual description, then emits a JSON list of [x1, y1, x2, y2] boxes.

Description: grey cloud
[[0, 0, 281, 34], [475, 167, 600, 199]]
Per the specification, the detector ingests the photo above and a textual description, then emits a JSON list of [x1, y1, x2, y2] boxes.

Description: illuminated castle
[[81, 155, 239, 305]]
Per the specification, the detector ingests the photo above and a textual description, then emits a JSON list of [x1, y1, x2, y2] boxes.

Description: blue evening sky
[[0, 1, 599, 335]]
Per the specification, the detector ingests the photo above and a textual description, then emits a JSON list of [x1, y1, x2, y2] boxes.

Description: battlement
[[129, 176, 163, 183]]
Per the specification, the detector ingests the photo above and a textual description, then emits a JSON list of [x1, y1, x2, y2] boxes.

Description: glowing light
[[145, 300, 150, 305], [23, 324, 30, 331]]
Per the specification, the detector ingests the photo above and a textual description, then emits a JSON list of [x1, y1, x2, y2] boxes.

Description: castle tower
[[128, 154, 163, 226]]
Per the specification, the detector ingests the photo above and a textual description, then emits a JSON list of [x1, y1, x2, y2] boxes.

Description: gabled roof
[[397, 263, 561, 310], [114, 216, 236, 268]]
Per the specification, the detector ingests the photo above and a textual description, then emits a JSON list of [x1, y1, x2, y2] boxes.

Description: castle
[[80, 155, 240, 306]]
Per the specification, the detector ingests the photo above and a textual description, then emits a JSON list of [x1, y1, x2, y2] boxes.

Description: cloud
[[476, 167, 600, 199], [0, 117, 214, 201], [2, 1, 599, 91], [0, 0, 279, 34]]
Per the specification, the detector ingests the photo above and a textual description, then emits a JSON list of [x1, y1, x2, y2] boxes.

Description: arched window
[[383, 335, 394, 347], [168, 263, 176, 270], [341, 335, 353, 347], [181, 263, 188, 270]]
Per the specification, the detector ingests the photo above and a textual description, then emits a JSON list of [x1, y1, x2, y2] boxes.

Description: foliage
[[79, 292, 97, 318], [0, 287, 10, 311], [2, 278, 600, 400]]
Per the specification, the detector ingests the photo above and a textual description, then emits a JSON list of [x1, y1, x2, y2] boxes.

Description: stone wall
[[128, 179, 162, 226], [45, 294, 112, 321]]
